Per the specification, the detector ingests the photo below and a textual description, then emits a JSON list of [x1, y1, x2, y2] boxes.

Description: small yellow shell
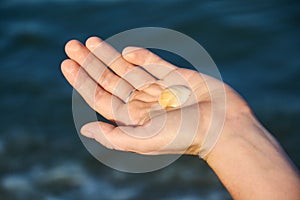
[[159, 85, 191, 108]]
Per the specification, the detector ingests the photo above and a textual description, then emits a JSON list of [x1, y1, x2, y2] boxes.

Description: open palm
[[61, 37, 245, 157]]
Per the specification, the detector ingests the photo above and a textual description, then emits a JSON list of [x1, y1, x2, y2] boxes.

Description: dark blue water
[[0, 0, 299, 199]]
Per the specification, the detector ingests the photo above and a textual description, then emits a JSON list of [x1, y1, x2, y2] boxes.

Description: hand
[[61, 36, 249, 157], [61, 36, 300, 199]]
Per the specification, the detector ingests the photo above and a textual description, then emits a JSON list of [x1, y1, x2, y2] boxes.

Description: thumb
[[80, 121, 116, 150], [80, 121, 156, 154]]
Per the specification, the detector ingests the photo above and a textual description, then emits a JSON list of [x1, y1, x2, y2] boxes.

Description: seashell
[[159, 85, 191, 108]]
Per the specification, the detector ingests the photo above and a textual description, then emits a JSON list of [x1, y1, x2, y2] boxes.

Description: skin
[[61, 36, 300, 199]]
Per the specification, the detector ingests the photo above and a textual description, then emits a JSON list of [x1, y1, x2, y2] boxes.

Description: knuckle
[[98, 70, 114, 89]]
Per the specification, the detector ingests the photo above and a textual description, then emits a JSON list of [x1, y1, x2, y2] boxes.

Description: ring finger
[[85, 36, 157, 89]]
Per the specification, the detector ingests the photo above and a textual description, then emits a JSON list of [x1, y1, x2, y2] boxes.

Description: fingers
[[65, 40, 134, 102], [85, 37, 156, 89], [122, 47, 177, 79], [61, 59, 124, 121], [121, 46, 211, 104]]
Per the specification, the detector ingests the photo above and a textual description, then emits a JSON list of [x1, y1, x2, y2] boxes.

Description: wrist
[[204, 107, 259, 162], [204, 108, 300, 199]]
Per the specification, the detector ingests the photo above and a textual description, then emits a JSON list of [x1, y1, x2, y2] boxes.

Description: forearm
[[206, 111, 300, 200]]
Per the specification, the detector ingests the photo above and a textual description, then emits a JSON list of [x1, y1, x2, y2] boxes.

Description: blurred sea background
[[0, 0, 299, 199]]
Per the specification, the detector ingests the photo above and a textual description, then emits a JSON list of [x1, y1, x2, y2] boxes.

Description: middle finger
[[65, 39, 134, 102], [85, 36, 156, 89]]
